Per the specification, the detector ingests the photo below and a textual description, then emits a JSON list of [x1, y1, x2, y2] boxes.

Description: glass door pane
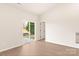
[[23, 21, 30, 40], [29, 22, 35, 40], [23, 21, 35, 41]]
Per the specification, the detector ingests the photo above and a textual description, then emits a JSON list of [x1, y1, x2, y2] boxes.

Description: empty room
[[0, 3, 79, 56]]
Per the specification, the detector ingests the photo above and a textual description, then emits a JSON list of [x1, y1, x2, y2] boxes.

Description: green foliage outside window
[[26, 22, 35, 35]]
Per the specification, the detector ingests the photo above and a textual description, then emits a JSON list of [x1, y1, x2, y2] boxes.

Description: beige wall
[[0, 4, 39, 52], [41, 4, 79, 48]]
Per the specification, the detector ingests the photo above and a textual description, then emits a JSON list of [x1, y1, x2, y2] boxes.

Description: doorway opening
[[40, 22, 45, 40], [22, 21, 35, 41]]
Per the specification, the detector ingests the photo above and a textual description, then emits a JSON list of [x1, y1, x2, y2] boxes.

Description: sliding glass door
[[23, 21, 35, 41]]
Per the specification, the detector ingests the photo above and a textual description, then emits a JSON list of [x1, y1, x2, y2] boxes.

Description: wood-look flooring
[[0, 40, 78, 56]]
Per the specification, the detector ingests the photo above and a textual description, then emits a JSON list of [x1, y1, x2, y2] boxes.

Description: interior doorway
[[40, 22, 45, 40], [22, 21, 35, 41]]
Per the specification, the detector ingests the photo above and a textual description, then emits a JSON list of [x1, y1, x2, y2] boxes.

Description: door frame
[[22, 20, 36, 41]]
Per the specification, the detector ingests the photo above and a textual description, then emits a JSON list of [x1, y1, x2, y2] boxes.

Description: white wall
[[35, 16, 41, 40], [0, 4, 38, 52], [41, 4, 79, 48]]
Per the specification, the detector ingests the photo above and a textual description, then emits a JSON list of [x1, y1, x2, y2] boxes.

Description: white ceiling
[[16, 3, 56, 15], [11, 3, 79, 15]]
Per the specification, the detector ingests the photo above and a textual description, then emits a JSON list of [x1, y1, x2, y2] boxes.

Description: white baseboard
[[0, 40, 31, 52], [0, 43, 24, 53], [46, 40, 78, 49], [0, 39, 32, 52]]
